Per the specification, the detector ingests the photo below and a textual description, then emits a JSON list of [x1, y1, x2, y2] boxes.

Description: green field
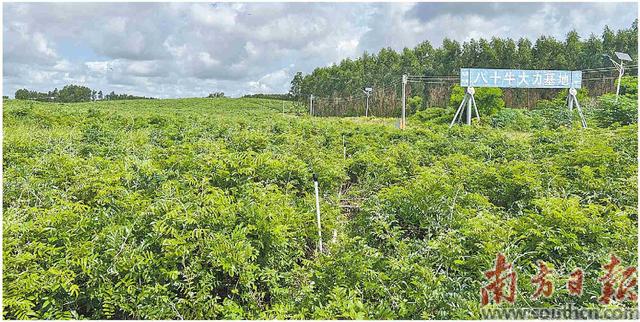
[[3, 96, 638, 319]]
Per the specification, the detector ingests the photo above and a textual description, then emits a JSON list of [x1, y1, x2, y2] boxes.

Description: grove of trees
[[207, 92, 226, 98], [14, 85, 154, 103], [241, 93, 293, 100], [291, 21, 638, 112]]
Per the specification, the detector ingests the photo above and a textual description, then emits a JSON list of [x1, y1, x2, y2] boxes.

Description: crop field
[[2, 95, 638, 319]]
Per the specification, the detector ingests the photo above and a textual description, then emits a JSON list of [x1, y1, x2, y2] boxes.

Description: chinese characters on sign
[[460, 68, 582, 89], [481, 253, 637, 306]]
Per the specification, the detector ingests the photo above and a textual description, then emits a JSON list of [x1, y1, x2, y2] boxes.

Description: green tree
[[580, 34, 604, 69], [564, 30, 582, 70], [14, 89, 30, 100], [516, 38, 533, 69], [58, 85, 92, 103]]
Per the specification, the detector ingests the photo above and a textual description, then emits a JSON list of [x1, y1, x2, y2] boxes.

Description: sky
[[3, 2, 638, 98]]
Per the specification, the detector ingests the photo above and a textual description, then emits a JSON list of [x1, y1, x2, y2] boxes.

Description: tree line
[[241, 93, 294, 100], [14, 85, 154, 103], [289, 21, 638, 110], [207, 92, 226, 98]]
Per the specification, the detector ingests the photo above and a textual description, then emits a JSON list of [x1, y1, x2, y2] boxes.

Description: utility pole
[[603, 52, 632, 102], [401, 75, 407, 129]]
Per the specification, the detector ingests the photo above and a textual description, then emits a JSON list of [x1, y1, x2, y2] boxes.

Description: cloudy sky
[[3, 2, 638, 98]]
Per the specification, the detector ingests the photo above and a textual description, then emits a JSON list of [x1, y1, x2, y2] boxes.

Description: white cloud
[[3, 2, 637, 98], [4, 22, 58, 65]]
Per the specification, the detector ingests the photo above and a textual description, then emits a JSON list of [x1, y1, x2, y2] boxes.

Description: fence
[[306, 67, 638, 117]]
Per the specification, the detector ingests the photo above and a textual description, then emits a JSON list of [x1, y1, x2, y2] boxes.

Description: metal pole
[[471, 94, 480, 122], [401, 75, 407, 129], [449, 94, 467, 128], [466, 93, 472, 125], [568, 89, 574, 111], [313, 174, 323, 253], [574, 94, 587, 129], [615, 61, 624, 102], [365, 94, 369, 117]]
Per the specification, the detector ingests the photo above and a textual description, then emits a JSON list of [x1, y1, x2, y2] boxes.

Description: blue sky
[[3, 2, 638, 98]]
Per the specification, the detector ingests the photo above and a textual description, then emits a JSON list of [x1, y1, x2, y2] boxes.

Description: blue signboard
[[460, 68, 582, 89]]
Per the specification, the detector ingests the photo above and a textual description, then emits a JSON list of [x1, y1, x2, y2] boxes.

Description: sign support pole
[[567, 87, 587, 128], [450, 87, 479, 127], [466, 91, 472, 125], [313, 174, 323, 253]]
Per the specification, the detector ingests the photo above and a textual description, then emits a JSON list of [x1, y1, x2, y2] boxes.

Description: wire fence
[[305, 65, 638, 117]]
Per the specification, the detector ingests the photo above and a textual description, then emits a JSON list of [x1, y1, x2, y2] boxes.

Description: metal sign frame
[[454, 68, 587, 128], [460, 68, 582, 89]]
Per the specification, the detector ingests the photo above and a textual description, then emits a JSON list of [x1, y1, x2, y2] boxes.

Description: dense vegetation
[[290, 21, 638, 110], [207, 92, 226, 98], [14, 85, 154, 103], [3, 79, 637, 318], [242, 93, 294, 101]]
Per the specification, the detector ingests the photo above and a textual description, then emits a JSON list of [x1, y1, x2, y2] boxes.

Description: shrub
[[407, 95, 422, 114], [490, 108, 533, 131], [529, 99, 575, 129], [449, 85, 505, 118], [616, 76, 637, 98], [591, 94, 637, 127], [410, 107, 454, 125]]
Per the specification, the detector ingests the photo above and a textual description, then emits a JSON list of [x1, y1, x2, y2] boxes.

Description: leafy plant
[[449, 85, 505, 118], [2, 95, 637, 319], [590, 93, 638, 127]]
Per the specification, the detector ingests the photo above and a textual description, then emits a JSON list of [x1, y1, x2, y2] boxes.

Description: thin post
[[568, 88, 587, 128], [568, 87, 575, 111], [342, 135, 346, 159], [365, 94, 369, 117], [309, 95, 314, 116], [615, 61, 624, 102], [471, 94, 480, 122], [313, 174, 323, 253], [573, 94, 587, 129], [401, 74, 407, 129], [466, 92, 472, 125], [449, 94, 467, 128]]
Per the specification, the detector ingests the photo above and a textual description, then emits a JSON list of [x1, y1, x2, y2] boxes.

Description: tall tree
[[564, 30, 582, 70]]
